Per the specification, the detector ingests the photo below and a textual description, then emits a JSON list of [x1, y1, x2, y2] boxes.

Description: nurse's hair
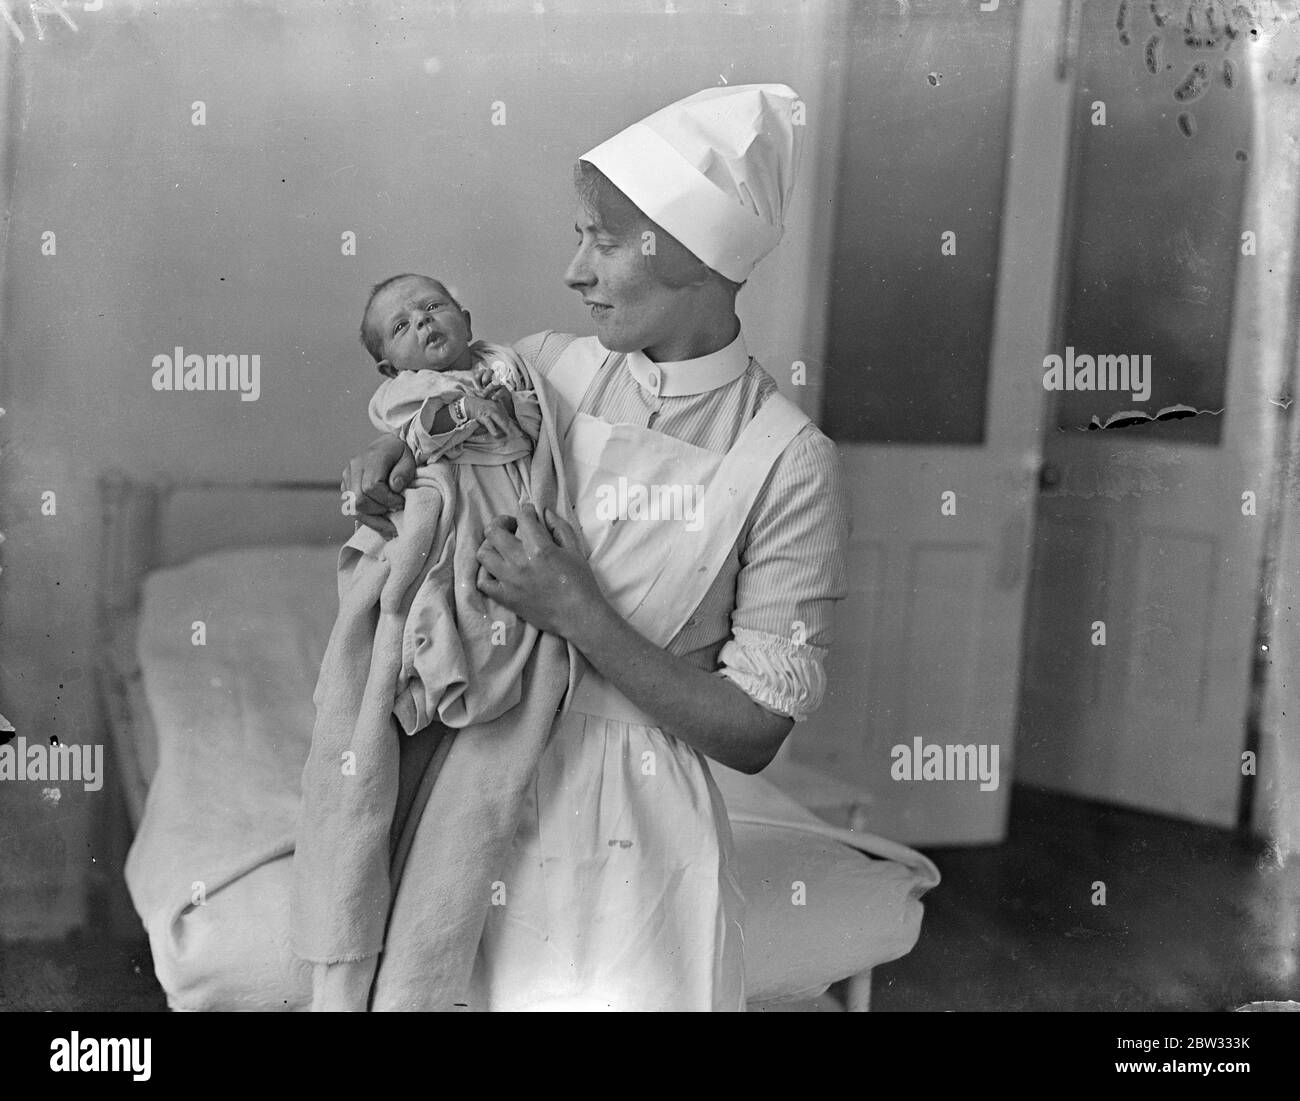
[[574, 161, 744, 295]]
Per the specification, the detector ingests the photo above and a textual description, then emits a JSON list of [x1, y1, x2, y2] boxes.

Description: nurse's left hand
[[475, 505, 605, 638]]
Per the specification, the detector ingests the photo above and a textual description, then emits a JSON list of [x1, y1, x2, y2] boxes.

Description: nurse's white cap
[[579, 83, 804, 284]]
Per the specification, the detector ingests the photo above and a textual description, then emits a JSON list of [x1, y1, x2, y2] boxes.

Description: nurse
[[345, 84, 850, 1011]]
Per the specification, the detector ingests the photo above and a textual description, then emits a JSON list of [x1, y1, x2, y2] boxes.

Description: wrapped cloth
[[290, 353, 584, 1010]]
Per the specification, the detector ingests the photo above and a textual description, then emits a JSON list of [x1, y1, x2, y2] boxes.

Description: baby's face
[[369, 276, 473, 375]]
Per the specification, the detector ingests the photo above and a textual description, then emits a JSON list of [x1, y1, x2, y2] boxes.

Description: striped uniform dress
[[466, 329, 850, 1011]]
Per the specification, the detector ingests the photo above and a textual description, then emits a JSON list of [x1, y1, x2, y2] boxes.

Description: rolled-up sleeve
[[715, 426, 851, 722]]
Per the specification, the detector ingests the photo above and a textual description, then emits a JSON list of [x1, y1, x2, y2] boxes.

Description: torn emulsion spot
[[1073, 404, 1225, 431]]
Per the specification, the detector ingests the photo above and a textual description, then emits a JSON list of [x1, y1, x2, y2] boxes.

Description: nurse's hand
[[342, 434, 415, 539], [475, 505, 605, 637]]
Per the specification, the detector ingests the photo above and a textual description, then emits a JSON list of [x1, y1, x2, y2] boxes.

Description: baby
[[362, 273, 533, 465], [353, 272, 543, 734], [294, 274, 567, 970]]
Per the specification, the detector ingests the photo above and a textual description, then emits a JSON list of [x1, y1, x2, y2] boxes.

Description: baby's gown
[[364, 340, 543, 733]]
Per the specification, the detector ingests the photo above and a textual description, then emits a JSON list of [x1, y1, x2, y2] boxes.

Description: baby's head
[[361, 273, 474, 378]]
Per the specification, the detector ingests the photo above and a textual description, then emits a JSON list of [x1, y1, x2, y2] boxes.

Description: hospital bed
[[93, 471, 938, 1012]]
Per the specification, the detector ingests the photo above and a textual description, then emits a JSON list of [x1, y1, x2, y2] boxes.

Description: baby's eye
[[394, 320, 407, 334]]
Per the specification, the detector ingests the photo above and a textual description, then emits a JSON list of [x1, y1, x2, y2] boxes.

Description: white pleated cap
[[579, 83, 804, 283]]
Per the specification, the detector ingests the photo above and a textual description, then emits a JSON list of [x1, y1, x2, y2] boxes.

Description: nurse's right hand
[[342, 433, 415, 539]]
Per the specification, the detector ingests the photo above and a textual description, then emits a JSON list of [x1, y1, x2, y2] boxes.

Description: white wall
[[0, 0, 837, 937]]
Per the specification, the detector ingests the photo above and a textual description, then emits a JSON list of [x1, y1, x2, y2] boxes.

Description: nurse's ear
[[645, 222, 714, 289], [461, 309, 473, 342]]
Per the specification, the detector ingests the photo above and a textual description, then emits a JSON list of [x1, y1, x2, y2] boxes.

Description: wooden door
[[785, 0, 1076, 845], [1017, 0, 1266, 828]]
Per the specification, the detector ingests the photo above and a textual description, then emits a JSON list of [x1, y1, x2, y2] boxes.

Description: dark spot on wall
[[1145, 33, 1162, 74], [1178, 111, 1198, 137], [1173, 62, 1210, 102]]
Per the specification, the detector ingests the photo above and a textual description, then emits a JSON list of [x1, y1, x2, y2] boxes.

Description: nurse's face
[[564, 201, 695, 358]]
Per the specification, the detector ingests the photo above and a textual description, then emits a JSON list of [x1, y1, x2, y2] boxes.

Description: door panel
[[820, 0, 1018, 445], [1128, 532, 1216, 720], [1024, 516, 1110, 709], [902, 546, 986, 736]]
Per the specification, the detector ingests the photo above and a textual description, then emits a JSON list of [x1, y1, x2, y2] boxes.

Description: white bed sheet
[[124, 545, 937, 1010]]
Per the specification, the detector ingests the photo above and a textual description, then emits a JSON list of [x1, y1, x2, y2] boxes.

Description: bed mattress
[[119, 544, 937, 1010]]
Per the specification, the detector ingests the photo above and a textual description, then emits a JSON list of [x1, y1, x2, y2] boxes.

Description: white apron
[[468, 337, 809, 1011]]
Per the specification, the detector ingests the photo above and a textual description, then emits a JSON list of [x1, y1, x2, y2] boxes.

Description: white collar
[[622, 328, 750, 398]]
